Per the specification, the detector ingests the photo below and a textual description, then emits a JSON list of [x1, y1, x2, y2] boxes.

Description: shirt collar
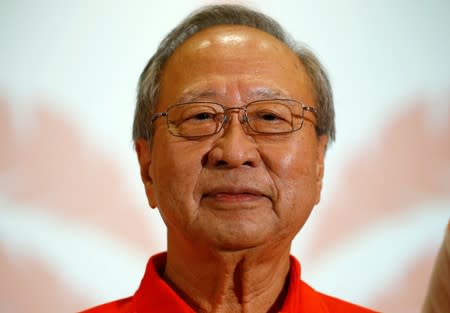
[[133, 252, 329, 313]]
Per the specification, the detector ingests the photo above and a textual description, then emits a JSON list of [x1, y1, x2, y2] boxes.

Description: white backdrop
[[1, 1, 449, 312]]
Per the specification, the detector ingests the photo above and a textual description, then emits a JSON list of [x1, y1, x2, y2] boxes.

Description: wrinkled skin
[[136, 25, 328, 313]]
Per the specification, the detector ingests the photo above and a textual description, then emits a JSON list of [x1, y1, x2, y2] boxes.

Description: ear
[[135, 138, 158, 208], [314, 135, 328, 204]]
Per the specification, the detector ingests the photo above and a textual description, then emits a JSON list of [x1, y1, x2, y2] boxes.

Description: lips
[[202, 186, 268, 203]]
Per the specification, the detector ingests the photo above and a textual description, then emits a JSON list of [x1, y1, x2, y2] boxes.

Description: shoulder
[[301, 281, 378, 312], [289, 256, 379, 313], [78, 297, 134, 313], [78, 253, 169, 313], [318, 291, 380, 313]]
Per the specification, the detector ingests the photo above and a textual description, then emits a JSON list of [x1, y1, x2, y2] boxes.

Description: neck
[[164, 235, 292, 313]]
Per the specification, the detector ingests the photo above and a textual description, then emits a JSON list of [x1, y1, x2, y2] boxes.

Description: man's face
[[137, 25, 328, 251]]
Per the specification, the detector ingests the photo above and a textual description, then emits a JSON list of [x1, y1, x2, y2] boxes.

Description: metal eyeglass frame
[[150, 98, 318, 138]]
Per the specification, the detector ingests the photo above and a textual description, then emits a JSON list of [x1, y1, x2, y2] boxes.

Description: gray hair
[[133, 4, 335, 145]]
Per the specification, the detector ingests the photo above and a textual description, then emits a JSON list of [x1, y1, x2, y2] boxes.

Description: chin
[[208, 226, 275, 252]]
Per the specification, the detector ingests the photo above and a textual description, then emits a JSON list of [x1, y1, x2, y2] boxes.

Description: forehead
[[158, 25, 315, 106], [178, 24, 291, 56]]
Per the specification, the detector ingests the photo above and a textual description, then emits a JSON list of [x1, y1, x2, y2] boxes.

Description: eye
[[258, 112, 281, 121], [190, 112, 215, 121], [253, 110, 288, 122], [175, 105, 218, 123]]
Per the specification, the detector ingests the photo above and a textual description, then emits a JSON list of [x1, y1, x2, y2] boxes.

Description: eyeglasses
[[150, 99, 317, 138]]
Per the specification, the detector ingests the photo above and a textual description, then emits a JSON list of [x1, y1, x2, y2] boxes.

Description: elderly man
[[82, 4, 377, 313]]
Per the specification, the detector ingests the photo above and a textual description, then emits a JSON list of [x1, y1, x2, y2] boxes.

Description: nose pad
[[205, 107, 259, 169], [222, 107, 248, 129]]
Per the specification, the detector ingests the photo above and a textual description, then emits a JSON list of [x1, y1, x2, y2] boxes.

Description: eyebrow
[[247, 87, 290, 99], [175, 89, 219, 104], [175, 87, 291, 104]]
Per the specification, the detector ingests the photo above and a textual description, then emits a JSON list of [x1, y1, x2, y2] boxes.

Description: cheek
[[276, 153, 317, 208], [278, 151, 315, 177], [261, 141, 319, 218], [263, 141, 317, 185], [275, 153, 318, 235], [150, 139, 208, 209]]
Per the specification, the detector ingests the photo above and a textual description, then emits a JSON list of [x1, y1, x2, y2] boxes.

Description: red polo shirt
[[81, 253, 377, 313]]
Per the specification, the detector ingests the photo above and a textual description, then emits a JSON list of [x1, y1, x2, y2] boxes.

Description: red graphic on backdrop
[[0, 96, 449, 312]]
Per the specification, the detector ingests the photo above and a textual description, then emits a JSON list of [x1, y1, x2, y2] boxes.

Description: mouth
[[202, 187, 267, 203]]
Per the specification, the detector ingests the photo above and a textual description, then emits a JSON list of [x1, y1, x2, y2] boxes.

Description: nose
[[204, 111, 261, 169]]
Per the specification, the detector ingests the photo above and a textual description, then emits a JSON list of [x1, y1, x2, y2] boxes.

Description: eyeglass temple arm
[[151, 112, 168, 123], [302, 106, 321, 133], [303, 106, 318, 115]]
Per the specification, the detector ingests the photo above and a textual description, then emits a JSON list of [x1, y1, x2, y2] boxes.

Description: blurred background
[[0, 0, 449, 312]]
